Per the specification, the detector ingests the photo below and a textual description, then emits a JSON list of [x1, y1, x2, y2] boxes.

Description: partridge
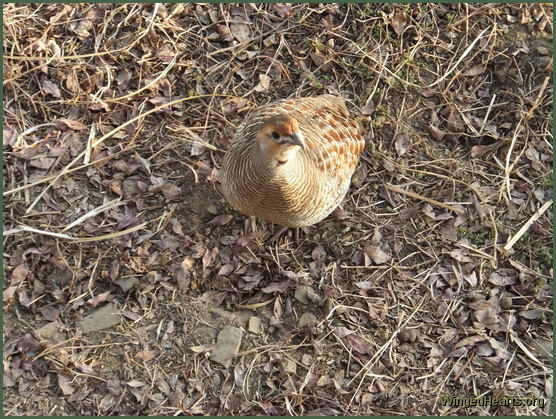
[[220, 94, 364, 227]]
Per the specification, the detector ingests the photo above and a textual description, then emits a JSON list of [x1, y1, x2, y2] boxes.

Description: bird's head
[[255, 115, 305, 164]]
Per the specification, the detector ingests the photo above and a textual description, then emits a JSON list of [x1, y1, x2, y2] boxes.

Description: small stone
[[294, 286, 321, 305], [500, 295, 513, 310], [36, 321, 65, 344], [536, 45, 549, 55], [206, 204, 218, 215], [76, 303, 121, 333], [398, 328, 417, 344], [282, 359, 297, 374], [46, 269, 73, 287], [298, 312, 318, 328], [122, 179, 142, 198], [114, 277, 139, 292], [301, 354, 314, 366], [248, 316, 263, 334], [210, 326, 242, 369]]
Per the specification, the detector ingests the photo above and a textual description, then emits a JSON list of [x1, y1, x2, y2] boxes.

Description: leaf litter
[[2, 3, 553, 416]]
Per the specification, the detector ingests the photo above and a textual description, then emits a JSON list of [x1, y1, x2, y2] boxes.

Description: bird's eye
[[271, 131, 280, 140]]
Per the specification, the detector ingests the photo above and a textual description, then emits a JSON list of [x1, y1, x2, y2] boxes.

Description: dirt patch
[[3, 3, 553, 415]]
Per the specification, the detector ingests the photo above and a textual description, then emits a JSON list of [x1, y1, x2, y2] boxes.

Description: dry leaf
[[156, 44, 175, 63], [10, 263, 30, 285], [390, 11, 408, 36], [41, 78, 62, 97], [361, 96, 375, 115], [427, 125, 446, 141], [488, 270, 518, 286], [346, 334, 372, 354], [87, 291, 112, 307], [230, 22, 250, 42], [53, 118, 86, 130], [394, 132, 411, 156], [135, 349, 156, 363], [471, 143, 499, 158], [254, 74, 271, 93], [519, 309, 543, 319], [462, 64, 486, 77], [58, 374, 75, 395], [70, 19, 93, 37], [364, 246, 390, 264], [273, 3, 293, 18], [207, 215, 233, 225]]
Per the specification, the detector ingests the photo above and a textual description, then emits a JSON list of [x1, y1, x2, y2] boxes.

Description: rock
[[298, 312, 318, 327], [294, 286, 321, 305], [76, 303, 121, 333], [282, 358, 297, 374], [210, 326, 242, 368], [114, 277, 138, 292], [536, 45, 549, 56], [301, 354, 314, 366], [398, 328, 417, 344], [46, 269, 73, 287], [122, 179, 142, 198], [206, 204, 218, 215], [248, 316, 263, 334], [36, 320, 65, 344]]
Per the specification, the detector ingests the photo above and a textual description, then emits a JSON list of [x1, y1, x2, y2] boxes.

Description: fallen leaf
[[207, 215, 233, 226], [74, 360, 96, 375], [10, 263, 30, 285], [41, 78, 62, 98], [53, 118, 86, 130], [332, 326, 353, 338], [471, 143, 499, 158], [427, 125, 446, 141], [365, 246, 390, 264], [394, 132, 411, 156], [462, 64, 486, 77], [230, 22, 250, 42], [3, 286, 18, 301], [346, 334, 372, 354], [156, 44, 175, 63], [40, 306, 60, 321], [58, 374, 75, 395], [254, 74, 271, 93], [261, 281, 290, 293], [390, 11, 408, 36], [69, 19, 93, 37], [519, 309, 543, 319], [134, 349, 156, 363], [361, 96, 375, 115], [87, 291, 112, 307], [463, 271, 478, 287], [488, 269, 518, 286], [273, 3, 293, 18], [126, 379, 147, 388]]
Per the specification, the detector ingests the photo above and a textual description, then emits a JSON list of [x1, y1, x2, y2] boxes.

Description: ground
[[2, 3, 553, 416]]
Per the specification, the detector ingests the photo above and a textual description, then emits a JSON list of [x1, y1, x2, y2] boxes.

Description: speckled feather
[[221, 95, 365, 227]]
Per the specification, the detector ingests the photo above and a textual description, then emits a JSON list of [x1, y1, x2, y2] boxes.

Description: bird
[[220, 94, 365, 228]]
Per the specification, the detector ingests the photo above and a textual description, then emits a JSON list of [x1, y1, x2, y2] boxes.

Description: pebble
[[298, 312, 318, 328], [209, 326, 242, 369], [294, 286, 322, 305], [248, 316, 263, 334], [114, 277, 138, 292], [76, 302, 121, 333]]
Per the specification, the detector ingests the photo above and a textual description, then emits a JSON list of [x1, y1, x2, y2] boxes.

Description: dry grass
[[3, 3, 553, 415]]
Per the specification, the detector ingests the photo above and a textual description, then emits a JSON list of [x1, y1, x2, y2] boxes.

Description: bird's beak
[[288, 132, 304, 148]]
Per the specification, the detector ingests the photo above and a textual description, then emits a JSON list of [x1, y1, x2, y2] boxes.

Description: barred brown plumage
[[220, 94, 365, 227]]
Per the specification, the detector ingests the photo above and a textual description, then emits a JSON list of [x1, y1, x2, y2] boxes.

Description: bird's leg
[[268, 226, 305, 245]]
